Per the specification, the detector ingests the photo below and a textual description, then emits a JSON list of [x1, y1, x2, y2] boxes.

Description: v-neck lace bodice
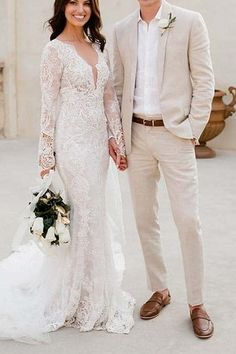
[[54, 39, 99, 89]]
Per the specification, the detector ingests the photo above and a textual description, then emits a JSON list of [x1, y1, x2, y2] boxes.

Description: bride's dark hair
[[48, 0, 106, 51]]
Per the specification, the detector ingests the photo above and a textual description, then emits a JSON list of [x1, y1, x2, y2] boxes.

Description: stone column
[[4, 0, 18, 137], [0, 63, 4, 137]]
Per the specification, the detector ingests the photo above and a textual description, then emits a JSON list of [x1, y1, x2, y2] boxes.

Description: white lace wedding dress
[[0, 39, 135, 344]]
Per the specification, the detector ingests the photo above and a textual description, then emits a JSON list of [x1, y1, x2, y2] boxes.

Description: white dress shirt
[[133, 6, 163, 117]]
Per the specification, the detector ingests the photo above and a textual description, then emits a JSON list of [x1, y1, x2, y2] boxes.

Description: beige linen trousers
[[113, 1, 215, 305]]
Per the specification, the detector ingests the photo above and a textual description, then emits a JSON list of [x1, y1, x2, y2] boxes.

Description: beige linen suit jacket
[[113, 1, 215, 155]]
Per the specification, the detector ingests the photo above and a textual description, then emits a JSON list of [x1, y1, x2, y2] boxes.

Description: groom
[[110, 0, 215, 339]]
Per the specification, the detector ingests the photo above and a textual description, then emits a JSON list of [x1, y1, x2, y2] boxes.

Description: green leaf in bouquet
[[34, 196, 56, 214], [42, 215, 56, 237], [34, 206, 55, 217]]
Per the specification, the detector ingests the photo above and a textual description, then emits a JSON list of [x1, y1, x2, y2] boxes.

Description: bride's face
[[65, 0, 92, 27]]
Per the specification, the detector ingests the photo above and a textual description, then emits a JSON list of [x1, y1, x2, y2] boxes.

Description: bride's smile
[[65, 0, 92, 27]]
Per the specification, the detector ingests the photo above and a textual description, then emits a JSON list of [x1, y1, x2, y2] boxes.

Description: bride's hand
[[108, 138, 121, 167], [40, 168, 53, 178], [108, 138, 128, 171]]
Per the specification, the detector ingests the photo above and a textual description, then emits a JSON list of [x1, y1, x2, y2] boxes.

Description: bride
[[0, 0, 135, 344]]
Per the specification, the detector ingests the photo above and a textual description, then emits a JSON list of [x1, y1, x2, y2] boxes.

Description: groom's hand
[[119, 156, 128, 171]]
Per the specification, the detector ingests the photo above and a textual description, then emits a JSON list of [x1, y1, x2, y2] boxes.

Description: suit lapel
[[157, 1, 173, 91]]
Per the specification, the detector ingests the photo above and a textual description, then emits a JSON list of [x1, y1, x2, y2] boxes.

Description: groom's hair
[[47, 0, 106, 52]]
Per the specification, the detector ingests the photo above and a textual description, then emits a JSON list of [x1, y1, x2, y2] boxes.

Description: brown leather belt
[[132, 116, 164, 127]]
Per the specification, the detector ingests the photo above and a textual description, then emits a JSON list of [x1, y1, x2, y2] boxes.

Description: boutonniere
[[159, 13, 176, 36]]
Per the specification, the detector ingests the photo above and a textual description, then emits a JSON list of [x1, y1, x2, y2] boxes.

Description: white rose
[[159, 19, 169, 28], [31, 217, 44, 236], [59, 227, 71, 244], [45, 226, 57, 241], [46, 192, 51, 199], [55, 219, 66, 234]]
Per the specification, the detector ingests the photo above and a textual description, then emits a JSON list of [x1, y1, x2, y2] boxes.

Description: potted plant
[[195, 86, 236, 158]]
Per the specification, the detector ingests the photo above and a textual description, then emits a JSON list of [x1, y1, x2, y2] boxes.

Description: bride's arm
[[39, 43, 63, 174], [103, 49, 126, 157]]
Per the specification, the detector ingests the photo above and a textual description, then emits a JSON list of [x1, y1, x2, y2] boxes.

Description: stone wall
[[0, 0, 235, 149]]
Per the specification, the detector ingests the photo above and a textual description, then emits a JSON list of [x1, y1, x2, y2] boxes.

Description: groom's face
[[138, 0, 161, 7]]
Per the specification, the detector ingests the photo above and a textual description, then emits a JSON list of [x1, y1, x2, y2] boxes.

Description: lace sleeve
[[103, 49, 126, 156], [38, 43, 63, 170]]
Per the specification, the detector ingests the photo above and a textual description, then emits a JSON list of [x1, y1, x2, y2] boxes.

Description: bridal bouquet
[[11, 170, 71, 253], [29, 188, 71, 246]]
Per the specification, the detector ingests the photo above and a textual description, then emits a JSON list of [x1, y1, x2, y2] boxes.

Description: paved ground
[[0, 138, 235, 354]]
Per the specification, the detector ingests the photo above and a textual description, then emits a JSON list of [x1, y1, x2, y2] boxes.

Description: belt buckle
[[151, 119, 155, 127], [143, 119, 146, 126]]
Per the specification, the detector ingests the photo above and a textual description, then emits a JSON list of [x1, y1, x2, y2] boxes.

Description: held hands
[[40, 167, 55, 179], [108, 138, 128, 171]]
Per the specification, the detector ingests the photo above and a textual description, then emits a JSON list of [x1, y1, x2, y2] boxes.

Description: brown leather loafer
[[191, 307, 214, 339], [140, 291, 171, 320]]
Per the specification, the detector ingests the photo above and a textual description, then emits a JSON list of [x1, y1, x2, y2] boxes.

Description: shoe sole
[[140, 299, 171, 320]]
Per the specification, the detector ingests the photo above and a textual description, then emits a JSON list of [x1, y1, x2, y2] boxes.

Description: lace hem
[[63, 292, 135, 334]]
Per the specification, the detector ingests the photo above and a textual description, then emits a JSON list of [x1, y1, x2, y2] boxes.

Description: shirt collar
[[138, 3, 163, 23]]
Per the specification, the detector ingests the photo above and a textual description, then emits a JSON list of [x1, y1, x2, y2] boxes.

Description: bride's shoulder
[[42, 39, 61, 52], [41, 39, 62, 60]]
